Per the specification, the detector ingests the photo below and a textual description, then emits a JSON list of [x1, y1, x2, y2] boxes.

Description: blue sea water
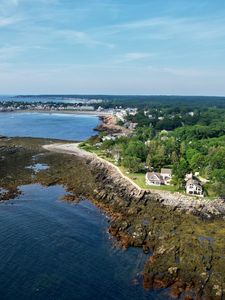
[[0, 184, 167, 300], [0, 112, 99, 141], [0, 109, 170, 299]]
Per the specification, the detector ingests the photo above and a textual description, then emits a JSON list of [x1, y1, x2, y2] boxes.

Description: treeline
[[126, 108, 225, 132], [90, 106, 225, 198], [97, 95, 225, 109]]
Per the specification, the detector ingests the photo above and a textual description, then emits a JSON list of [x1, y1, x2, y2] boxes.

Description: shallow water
[[0, 184, 168, 300], [0, 112, 99, 141], [26, 163, 49, 173], [0, 108, 173, 299]]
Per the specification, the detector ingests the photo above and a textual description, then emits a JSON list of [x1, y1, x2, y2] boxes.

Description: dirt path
[[43, 143, 142, 191]]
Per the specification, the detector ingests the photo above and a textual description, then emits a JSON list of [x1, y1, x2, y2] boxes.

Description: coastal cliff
[[95, 115, 132, 135]]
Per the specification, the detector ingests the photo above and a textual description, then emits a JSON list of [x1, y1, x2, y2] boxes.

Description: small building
[[95, 142, 103, 148], [186, 178, 203, 196], [160, 168, 172, 185], [146, 168, 173, 186], [145, 172, 163, 186], [102, 135, 116, 142]]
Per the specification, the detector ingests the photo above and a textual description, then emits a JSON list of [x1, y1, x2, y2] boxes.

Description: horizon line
[[1, 94, 225, 98]]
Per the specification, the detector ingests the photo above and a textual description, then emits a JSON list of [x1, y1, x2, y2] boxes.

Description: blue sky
[[0, 0, 225, 95]]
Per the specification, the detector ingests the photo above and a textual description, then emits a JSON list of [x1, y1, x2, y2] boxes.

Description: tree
[[112, 144, 124, 163], [171, 151, 179, 163], [210, 182, 225, 198], [146, 141, 166, 169], [122, 156, 143, 173], [125, 140, 147, 162], [172, 158, 190, 188]]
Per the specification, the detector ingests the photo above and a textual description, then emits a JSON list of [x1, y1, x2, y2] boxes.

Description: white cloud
[[107, 16, 225, 41], [114, 52, 153, 64], [1, 62, 225, 96], [0, 45, 45, 62], [58, 30, 115, 48], [0, 45, 25, 61], [0, 16, 20, 27]]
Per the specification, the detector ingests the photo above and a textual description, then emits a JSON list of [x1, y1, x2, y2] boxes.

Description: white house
[[160, 168, 172, 185], [146, 168, 173, 186], [145, 172, 163, 186], [186, 178, 203, 196]]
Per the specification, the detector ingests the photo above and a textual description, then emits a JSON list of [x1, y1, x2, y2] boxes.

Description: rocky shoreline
[[43, 143, 225, 219], [1, 138, 225, 299], [43, 143, 225, 299], [95, 115, 132, 135]]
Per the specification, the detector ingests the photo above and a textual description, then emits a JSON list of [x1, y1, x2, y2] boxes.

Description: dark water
[[0, 110, 169, 299], [0, 184, 166, 300], [0, 112, 99, 141]]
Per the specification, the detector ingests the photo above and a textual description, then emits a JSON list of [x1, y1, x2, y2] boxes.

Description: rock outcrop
[[44, 143, 225, 300]]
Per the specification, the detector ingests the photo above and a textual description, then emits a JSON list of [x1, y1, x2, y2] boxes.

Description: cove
[[0, 184, 168, 300], [0, 112, 99, 141]]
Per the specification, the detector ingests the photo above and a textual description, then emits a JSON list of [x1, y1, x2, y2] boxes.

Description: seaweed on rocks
[[1, 138, 225, 299]]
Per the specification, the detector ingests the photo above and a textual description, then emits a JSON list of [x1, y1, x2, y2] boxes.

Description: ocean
[[0, 107, 168, 299], [0, 112, 99, 141]]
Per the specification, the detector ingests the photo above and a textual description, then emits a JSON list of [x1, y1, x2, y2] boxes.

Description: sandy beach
[[0, 109, 111, 117]]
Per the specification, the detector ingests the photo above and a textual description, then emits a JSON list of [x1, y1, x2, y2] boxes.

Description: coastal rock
[[42, 143, 225, 299]]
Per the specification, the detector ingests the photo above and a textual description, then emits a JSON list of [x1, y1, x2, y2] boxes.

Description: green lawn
[[79, 143, 115, 162], [79, 143, 177, 192], [118, 166, 176, 191]]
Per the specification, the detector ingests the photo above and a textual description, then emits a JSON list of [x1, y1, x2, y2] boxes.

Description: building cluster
[[146, 169, 204, 196], [0, 101, 139, 119], [146, 168, 172, 186], [112, 107, 137, 122], [143, 109, 195, 122], [0, 102, 97, 112]]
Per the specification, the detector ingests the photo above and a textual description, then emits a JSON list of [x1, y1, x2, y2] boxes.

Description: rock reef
[[1, 138, 225, 299], [44, 143, 225, 300]]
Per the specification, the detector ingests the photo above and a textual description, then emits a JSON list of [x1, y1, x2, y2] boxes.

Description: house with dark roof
[[145, 172, 163, 186], [186, 178, 203, 196], [146, 168, 173, 186]]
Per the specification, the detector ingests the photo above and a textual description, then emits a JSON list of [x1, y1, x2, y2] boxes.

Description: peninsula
[[0, 95, 225, 300]]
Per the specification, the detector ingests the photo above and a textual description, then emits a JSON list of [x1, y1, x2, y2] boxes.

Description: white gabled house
[[160, 168, 172, 185], [145, 172, 163, 186], [145, 168, 173, 186], [185, 177, 203, 197]]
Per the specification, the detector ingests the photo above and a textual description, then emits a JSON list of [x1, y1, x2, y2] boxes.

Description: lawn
[[79, 143, 177, 192], [118, 166, 177, 192], [79, 143, 115, 162]]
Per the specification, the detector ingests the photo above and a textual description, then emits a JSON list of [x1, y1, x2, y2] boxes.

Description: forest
[[88, 101, 225, 198]]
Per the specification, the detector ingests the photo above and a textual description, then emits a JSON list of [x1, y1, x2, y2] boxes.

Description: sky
[[0, 0, 225, 95]]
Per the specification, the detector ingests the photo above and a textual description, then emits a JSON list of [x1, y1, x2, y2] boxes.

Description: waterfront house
[[160, 168, 172, 185], [186, 178, 203, 196], [146, 168, 173, 186], [145, 172, 163, 186]]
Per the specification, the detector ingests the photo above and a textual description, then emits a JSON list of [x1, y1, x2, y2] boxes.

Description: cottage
[[186, 178, 203, 196], [160, 168, 172, 185], [145, 172, 163, 186], [102, 135, 116, 142]]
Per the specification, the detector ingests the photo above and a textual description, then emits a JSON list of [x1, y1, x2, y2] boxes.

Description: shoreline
[[1, 137, 225, 298], [43, 143, 225, 219], [42, 142, 225, 297], [0, 109, 111, 117]]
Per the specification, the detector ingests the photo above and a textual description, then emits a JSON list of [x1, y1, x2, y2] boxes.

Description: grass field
[[79, 143, 177, 192]]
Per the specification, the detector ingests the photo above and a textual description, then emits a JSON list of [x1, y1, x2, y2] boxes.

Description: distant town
[[0, 99, 138, 122], [0, 95, 224, 198]]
